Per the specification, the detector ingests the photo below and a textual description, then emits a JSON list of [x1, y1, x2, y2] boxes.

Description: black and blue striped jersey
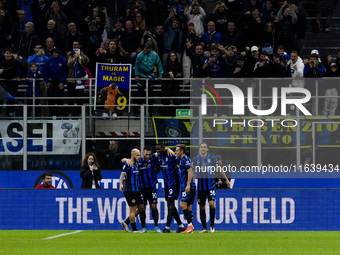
[[194, 154, 217, 191], [156, 154, 179, 188], [138, 155, 158, 189], [178, 155, 196, 191], [122, 162, 140, 192]]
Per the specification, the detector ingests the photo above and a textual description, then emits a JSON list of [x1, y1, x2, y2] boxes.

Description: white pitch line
[[43, 230, 83, 240]]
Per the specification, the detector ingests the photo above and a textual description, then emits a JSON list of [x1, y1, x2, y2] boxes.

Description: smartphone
[[73, 48, 80, 54]]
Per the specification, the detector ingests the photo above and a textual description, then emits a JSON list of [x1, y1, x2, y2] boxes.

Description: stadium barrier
[[1, 188, 339, 231]]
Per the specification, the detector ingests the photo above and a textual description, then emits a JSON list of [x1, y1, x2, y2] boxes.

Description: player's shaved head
[[131, 148, 141, 162]]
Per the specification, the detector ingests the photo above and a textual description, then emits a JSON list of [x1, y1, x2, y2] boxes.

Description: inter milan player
[[121, 146, 161, 233], [194, 142, 230, 233], [119, 149, 145, 233], [175, 144, 196, 233], [155, 143, 185, 233]]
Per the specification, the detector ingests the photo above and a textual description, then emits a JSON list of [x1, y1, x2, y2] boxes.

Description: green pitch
[[1, 230, 339, 255]]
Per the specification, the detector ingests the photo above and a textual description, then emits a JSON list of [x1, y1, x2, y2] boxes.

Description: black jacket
[[80, 165, 102, 189]]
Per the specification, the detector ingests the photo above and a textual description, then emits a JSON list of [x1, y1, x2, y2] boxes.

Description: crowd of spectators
[[0, 0, 338, 117]]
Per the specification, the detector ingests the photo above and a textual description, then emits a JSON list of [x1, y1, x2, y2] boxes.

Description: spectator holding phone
[[81, 152, 102, 189]]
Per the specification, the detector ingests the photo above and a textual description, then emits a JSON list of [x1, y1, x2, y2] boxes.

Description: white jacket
[[287, 56, 305, 87], [186, 6, 206, 36]]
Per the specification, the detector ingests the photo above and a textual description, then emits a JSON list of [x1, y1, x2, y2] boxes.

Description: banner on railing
[[153, 117, 340, 148], [1, 189, 339, 230], [95, 63, 131, 113], [0, 120, 81, 155]]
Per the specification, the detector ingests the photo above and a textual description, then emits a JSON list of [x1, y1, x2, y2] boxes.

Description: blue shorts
[[164, 185, 179, 200], [181, 188, 196, 205]]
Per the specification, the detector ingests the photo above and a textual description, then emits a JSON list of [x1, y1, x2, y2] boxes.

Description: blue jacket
[[44, 55, 68, 84], [135, 50, 163, 78], [163, 18, 184, 54], [27, 54, 48, 75], [200, 31, 223, 50]]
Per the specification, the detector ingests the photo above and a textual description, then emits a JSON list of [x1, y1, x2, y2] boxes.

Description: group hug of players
[[118, 142, 230, 233]]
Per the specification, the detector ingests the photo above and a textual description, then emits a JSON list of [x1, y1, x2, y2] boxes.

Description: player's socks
[[172, 208, 183, 225], [124, 217, 130, 225], [200, 209, 207, 229], [140, 211, 146, 228], [131, 222, 137, 231], [166, 207, 174, 227], [179, 224, 184, 228], [183, 209, 192, 224], [152, 209, 159, 226], [190, 210, 194, 221], [210, 207, 216, 227]]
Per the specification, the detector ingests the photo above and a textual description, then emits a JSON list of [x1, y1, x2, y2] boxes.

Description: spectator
[[107, 17, 125, 41], [244, 7, 264, 48], [40, 19, 62, 48], [81, 6, 105, 34], [201, 0, 226, 17], [202, 44, 227, 78], [261, 0, 276, 23], [62, 22, 83, 56], [247, 45, 260, 70], [182, 22, 198, 79], [133, 12, 146, 31], [224, 46, 237, 76], [120, 20, 143, 56], [106, 0, 126, 26], [222, 20, 245, 52], [290, 2, 307, 56], [277, 45, 291, 67], [262, 21, 276, 52], [82, 21, 104, 73], [0, 47, 26, 116], [67, 45, 89, 116], [15, 21, 40, 63], [303, 53, 325, 78], [253, 51, 274, 77], [32, 0, 49, 36], [43, 47, 68, 116], [81, 152, 102, 189], [200, 21, 223, 51], [35, 172, 56, 189], [162, 50, 182, 116], [11, 9, 26, 44], [277, 2, 297, 54], [316, 0, 334, 32], [25, 62, 45, 115], [59, 0, 78, 24], [126, 0, 147, 15], [134, 41, 163, 116], [153, 25, 165, 58], [163, 13, 184, 61], [45, 1, 67, 38], [323, 62, 339, 116], [18, 0, 34, 23], [97, 39, 125, 64], [96, 38, 110, 58], [27, 42, 49, 115], [44, 37, 55, 58], [287, 50, 305, 88], [186, 43, 206, 78], [185, 0, 206, 36], [140, 30, 158, 52], [322, 53, 333, 72], [0, 0, 13, 51], [272, 53, 289, 77], [231, 54, 252, 78], [210, 2, 229, 35]]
